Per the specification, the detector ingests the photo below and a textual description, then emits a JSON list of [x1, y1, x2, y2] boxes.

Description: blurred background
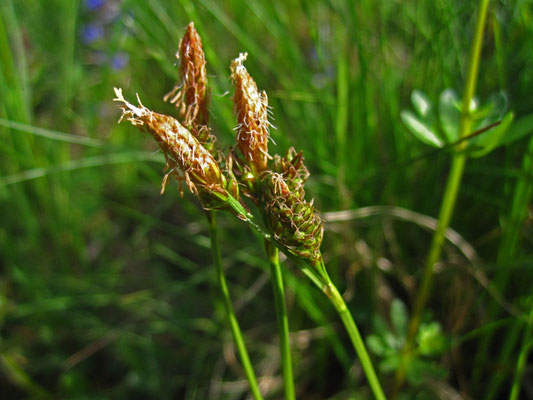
[[1, 0, 532, 399]]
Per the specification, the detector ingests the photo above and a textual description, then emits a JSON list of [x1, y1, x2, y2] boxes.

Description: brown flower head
[[231, 53, 272, 173], [164, 22, 214, 150], [114, 88, 236, 209]]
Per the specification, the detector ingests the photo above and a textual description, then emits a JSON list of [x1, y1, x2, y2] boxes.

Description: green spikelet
[[258, 149, 323, 262]]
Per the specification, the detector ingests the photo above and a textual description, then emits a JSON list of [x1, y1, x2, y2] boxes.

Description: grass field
[[1, 0, 533, 399]]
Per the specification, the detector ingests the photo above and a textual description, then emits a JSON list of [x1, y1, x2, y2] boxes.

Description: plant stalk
[[392, 0, 491, 395], [265, 241, 295, 400], [320, 269, 386, 400], [206, 211, 264, 400], [509, 304, 533, 400], [224, 196, 385, 399]]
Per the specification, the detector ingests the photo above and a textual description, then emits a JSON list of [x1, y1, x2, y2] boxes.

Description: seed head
[[231, 53, 272, 173], [114, 87, 232, 207], [258, 150, 323, 261], [164, 22, 214, 150], [271, 147, 309, 189]]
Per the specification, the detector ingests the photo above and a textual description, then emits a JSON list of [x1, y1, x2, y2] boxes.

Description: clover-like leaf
[[367, 335, 388, 356], [417, 322, 447, 356], [411, 90, 432, 118], [438, 88, 460, 143], [401, 110, 444, 148], [499, 113, 533, 146], [468, 112, 514, 158], [379, 354, 400, 374], [391, 298, 408, 338], [474, 92, 507, 130]]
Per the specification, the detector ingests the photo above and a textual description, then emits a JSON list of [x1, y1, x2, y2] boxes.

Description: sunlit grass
[[1, 0, 533, 398]]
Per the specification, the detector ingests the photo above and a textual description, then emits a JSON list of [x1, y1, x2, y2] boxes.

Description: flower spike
[[114, 87, 234, 209], [231, 53, 272, 173], [164, 22, 214, 150]]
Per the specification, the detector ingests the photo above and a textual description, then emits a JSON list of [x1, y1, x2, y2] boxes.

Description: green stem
[[0, 352, 51, 399], [226, 194, 271, 240], [320, 272, 386, 400], [509, 304, 533, 400], [265, 241, 295, 400], [206, 211, 264, 400], [225, 197, 385, 398], [393, 0, 490, 395]]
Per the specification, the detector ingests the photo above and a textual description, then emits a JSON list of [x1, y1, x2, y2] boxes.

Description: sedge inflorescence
[[230, 53, 272, 174], [259, 150, 324, 262], [164, 22, 215, 152], [114, 22, 323, 262], [113, 88, 235, 210]]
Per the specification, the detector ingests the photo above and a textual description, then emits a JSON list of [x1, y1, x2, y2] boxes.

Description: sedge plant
[[114, 23, 385, 399], [115, 24, 263, 399]]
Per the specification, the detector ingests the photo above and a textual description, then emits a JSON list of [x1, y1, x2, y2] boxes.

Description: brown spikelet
[[164, 22, 214, 149], [231, 53, 271, 173], [114, 88, 229, 206]]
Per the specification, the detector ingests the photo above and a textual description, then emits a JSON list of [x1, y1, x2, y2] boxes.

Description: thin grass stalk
[[475, 135, 533, 396], [206, 211, 264, 400], [392, 0, 491, 395], [265, 241, 295, 400], [222, 197, 385, 399], [0, 353, 51, 399], [316, 260, 386, 400], [509, 304, 533, 400]]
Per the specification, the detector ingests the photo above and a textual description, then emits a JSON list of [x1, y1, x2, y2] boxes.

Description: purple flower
[[85, 0, 105, 10], [111, 52, 129, 70], [82, 24, 104, 44]]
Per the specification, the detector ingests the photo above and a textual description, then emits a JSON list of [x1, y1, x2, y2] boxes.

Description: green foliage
[[401, 88, 518, 157], [367, 299, 447, 385], [1, 0, 532, 398]]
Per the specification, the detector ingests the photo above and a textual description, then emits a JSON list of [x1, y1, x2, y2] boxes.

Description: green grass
[[1, 0, 533, 398]]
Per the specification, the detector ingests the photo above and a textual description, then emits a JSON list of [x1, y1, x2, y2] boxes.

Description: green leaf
[[367, 335, 387, 356], [391, 299, 408, 337], [438, 89, 460, 142], [379, 355, 400, 374], [0, 118, 103, 147], [417, 322, 446, 356], [498, 112, 533, 146], [405, 358, 425, 385], [468, 112, 514, 158], [401, 110, 444, 148], [411, 90, 432, 118], [384, 330, 402, 350], [478, 92, 508, 127]]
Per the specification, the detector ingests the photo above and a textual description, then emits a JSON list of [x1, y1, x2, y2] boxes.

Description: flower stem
[[392, 0, 490, 395], [226, 194, 271, 240], [265, 241, 295, 400], [319, 267, 386, 400], [225, 196, 385, 398], [206, 211, 264, 400]]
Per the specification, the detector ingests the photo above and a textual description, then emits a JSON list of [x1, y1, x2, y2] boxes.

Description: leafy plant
[[367, 299, 447, 385], [401, 88, 514, 157]]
